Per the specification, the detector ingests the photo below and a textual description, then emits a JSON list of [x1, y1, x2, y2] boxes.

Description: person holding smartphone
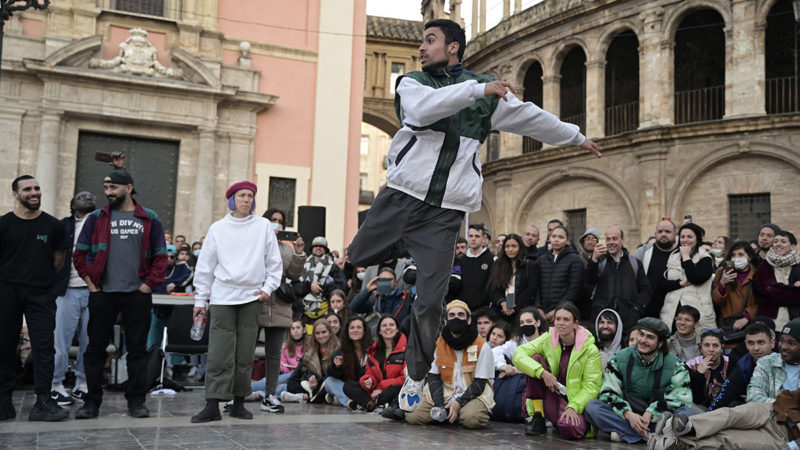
[[712, 241, 761, 336], [350, 267, 411, 327]]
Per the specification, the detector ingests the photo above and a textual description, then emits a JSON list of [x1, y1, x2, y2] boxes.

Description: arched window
[[522, 61, 543, 153], [560, 46, 586, 132], [765, 0, 798, 114], [674, 9, 725, 124], [605, 30, 639, 135]]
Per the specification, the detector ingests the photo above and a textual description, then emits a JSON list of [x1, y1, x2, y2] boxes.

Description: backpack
[[490, 372, 526, 423]]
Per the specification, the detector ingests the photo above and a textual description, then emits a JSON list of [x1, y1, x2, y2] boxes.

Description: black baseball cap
[[104, 169, 137, 194]]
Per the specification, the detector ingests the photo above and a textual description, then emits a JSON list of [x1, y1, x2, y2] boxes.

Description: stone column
[[503, 0, 510, 19], [493, 173, 514, 235], [585, 59, 606, 138], [635, 147, 668, 238], [0, 108, 25, 212], [35, 110, 63, 214], [514, 0, 521, 14], [637, 8, 672, 128], [228, 134, 253, 184], [471, 0, 478, 37], [725, 0, 765, 117], [479, 0, 487, 33], [193, 127, 216, 240], [542, 74, 561, 116]]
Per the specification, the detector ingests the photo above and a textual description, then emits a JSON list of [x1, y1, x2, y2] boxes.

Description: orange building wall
[[217, 0, 320, 51]]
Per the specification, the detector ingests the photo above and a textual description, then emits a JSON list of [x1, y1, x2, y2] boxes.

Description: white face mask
[[356, 272, 365, 281], [732, 257, 749, 271], [270, 222, 283, 232], [709, 248, 723, 257]]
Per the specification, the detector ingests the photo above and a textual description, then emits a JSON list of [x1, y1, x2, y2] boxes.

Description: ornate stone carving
[[89, 28, 182, 79]]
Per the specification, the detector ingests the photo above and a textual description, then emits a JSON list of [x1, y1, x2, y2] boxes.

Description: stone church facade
[[448, 0, 800, 244]]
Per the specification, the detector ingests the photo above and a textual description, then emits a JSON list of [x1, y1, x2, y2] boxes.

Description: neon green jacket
[[513, 326, 603, 414]]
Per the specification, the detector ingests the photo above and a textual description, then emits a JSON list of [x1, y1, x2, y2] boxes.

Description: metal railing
[[605, 101, 639, 136], [674, 85, 724, 124], [522, 136, 542, 154], [561, 113, 585, 133], [766, 76, 799, 114]]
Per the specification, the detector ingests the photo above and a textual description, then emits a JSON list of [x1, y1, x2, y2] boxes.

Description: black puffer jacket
[[585, 248, 651, 333], [530, 246, 584, 313]]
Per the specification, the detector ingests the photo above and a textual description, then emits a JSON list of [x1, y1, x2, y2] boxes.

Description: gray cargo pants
[[347, 187, 463, 380]]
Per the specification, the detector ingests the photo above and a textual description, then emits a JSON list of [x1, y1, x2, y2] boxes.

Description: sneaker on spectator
[[381, 406, 405, 421], [672, 413, 692, 437], [187, 366, 199, 378], [649, 412, 676, 450], [244, 392, 261, 402], [51, 387, 74, 406], [260, 395, 284, 413], [325, 393, 341, 406], [525, 412, 546, 435], [610, 431, 622, 442], [29, 397, 69, 422], [71, 384, 88, 402], [280, 391, 306, 403], [398, 377, 423, 412]]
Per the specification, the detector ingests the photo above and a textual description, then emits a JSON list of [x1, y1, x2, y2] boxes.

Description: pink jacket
[[280, 342, 303, 374]]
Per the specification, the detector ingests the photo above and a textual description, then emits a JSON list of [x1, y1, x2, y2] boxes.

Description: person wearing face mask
[[660, 223, 717, 330], [709, 236, 730, 268], [350, 267, 411, 328], [256, 211, 306, 414], [754, 231, 800, 331], [513, 302, 602, 439], [404, 300, 495, 429], [712, 241, 761, 337]]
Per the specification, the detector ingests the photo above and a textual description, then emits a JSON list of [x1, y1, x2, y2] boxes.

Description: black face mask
[[521, 324, 537, 337], [446, 318, 469, 335]]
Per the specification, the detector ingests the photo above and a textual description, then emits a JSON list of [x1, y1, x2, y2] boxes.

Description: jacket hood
[[595, 308, 623, 355], [549, 325, 594, 352], [580, 227, 601, 243]]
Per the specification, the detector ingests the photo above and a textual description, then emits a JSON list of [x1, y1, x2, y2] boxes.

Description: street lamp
[[0, 0, 50, 86]]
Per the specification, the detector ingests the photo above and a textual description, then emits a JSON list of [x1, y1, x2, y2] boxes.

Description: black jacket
[[457, 249, 495, 312], [585, 248, 651, 333], [487, 262, 535, 313], [530, 246, 584, 313]]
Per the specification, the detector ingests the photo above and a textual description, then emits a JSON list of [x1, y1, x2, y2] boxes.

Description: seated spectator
[[488, 321, 512, 350], [283, 319, 339, 403], [405, 300, 495, 429], [747, 317, 800, 404], [350, 267, 411, 327], [728, 316, 778, 363], [514, 302, 602, 439], [486, 234, 533, 321], [491, 307, 546, 378], [325, 312, 343, 339], [344, 315, 406, 411], [328, 289, 352, 326], [586, 227, 651, 334], [530, 225, 585, 323], [585, 317, 692, 444], [667, 305, 702, 362], [754, 231, 800, 332], [296, 237, 338, 330], [661, 223, 717, 330], [648, 387, 800, 450], [625, 326, 639, 348], [713, 241, 761, 337], [685, 330, 729, 411], [472, 307, 497, 340], [708, 321, 775, 410], [324, 317, 374, 408], [595, 309, 624, 370]]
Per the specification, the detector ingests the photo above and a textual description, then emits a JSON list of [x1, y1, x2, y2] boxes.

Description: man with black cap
[[585, 317, 692, 444], [51, 191, 97, 407], [0, 175, 69, 422], [73, 168, 168, 419]]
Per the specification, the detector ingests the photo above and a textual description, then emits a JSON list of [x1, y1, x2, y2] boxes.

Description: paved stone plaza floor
[[0, 390, 642, 449]]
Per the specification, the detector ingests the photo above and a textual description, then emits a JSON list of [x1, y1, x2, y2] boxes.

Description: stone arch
[[593, 22, 642, 62], [43, 35, 103, 68], [668, 141, 800, 219], [661, 0, 733, 42], [513, 167, 639, 234], [170, 47, 221, 88], [512, 55, 546, 88], [756, 0, 783, 23], [362, 107, 399, 136], [548, 37, 590, 76]]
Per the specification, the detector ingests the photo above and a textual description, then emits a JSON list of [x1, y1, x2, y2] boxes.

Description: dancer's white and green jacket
[[388, 63, 586, 212]]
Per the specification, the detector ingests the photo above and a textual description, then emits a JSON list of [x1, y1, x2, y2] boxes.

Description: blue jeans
[[323, 377, 350, 406], [53, 287, 90, 384], [585, 399, 695, 444], [251, 372, 291, 397]]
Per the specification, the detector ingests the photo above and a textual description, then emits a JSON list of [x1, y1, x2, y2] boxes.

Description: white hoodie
[[194, 213, 283, 307]]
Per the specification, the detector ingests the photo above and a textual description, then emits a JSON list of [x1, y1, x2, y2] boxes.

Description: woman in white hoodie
[[190, 181, 283, 423]]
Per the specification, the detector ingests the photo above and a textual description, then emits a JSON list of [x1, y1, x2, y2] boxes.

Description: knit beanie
[[445, 300, 471, 316], [782, 318, 800, 342]]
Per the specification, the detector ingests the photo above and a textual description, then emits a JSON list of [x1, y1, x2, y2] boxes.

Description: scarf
[[441, 325, 479, 350], [767, 247, 800, 284], [302, 253, 334, 283]]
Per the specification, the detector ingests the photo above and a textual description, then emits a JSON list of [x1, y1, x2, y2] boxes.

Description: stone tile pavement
[[0, 390, 641, 449]]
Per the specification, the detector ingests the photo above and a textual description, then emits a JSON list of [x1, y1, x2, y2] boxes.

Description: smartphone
[[598, 236, 606, 246], [722, 260, 735, 272], [276, 231, 298, 241], [94, 152, 113, 163], [684, 214, 692, 222]]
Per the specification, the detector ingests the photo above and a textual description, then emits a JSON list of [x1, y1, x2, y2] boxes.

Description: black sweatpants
[[83, 290, 152, 407], [343, 381, 401, 408], [347, 187, 463, 380], [0, 282, 57, 399]]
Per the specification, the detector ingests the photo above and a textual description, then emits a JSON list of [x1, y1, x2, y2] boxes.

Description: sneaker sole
[[259, 405, 284, 413]]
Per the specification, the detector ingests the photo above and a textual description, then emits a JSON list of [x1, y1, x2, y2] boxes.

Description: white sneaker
[[279, 391, 306, 403], [260, 394, 284, 413], [610, 431, 622, 442], [398, 377, 424, 412]]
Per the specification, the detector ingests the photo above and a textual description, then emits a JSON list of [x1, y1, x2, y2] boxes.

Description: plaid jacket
[[747, 352, 787, 403]]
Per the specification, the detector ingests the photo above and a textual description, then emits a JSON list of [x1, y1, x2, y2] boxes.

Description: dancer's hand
[[484, 80, 516, 102], [581, 139, 602, 158]]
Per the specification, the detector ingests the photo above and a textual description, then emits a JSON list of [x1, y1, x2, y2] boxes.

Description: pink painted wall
[[217, 0, 320, 51], [104, 26, 169, 68], [344, 0, 367, 247], [20, 18, 43, 37]]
